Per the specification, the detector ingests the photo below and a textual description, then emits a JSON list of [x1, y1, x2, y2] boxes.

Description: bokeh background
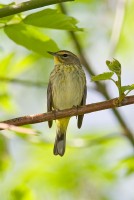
[[0, 0, 134, 199]]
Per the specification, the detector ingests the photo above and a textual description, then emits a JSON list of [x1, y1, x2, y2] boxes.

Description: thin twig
[[0, 0, 74, 18], [0, 122, 37, 134], [1, 95, 134, 144], [0, 77, 47, 88], [0, 76, 93, 90]]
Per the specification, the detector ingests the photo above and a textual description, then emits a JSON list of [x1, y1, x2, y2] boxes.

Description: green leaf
[[0, 53, 15, 76], [0, 15, 14, 24], [23, 9, 82, 31], [106, 59, 121, 75], [121, 84, 134, 93], [4, 23, 59, 57], [91, 72, 114, 81]]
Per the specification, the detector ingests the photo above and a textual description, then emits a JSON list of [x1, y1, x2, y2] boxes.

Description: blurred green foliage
[[0, 0, 134, 200], [0, 133, 122, 200]]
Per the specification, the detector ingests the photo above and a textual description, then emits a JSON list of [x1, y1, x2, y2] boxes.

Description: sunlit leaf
[[91, 72, 114, 81], [0, 53, 15, 76], [121, 84, 134, 93], [4, 23, 59, 57], [24, 9, 82, 31], [0, 15, 14, 24]]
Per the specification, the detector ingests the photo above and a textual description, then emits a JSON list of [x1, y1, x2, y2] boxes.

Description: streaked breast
[[50, 64, 86, 110]]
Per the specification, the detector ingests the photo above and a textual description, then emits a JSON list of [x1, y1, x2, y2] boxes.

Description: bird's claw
[[73, 105, 79, 119], [52, 109, 60, 121]]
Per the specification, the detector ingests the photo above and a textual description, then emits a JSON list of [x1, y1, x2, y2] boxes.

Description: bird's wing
[[77, 85, 87, 129], [47, 81, 53, 128]]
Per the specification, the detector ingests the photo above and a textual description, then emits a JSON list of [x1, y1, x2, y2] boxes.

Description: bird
[[47, 50, 87, 156]]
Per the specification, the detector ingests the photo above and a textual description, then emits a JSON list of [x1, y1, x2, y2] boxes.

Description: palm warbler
[[47, 50, 87, 156]]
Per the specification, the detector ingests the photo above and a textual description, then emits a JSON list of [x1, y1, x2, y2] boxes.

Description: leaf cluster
[[0, 8, 82, 57], [92, 59, 134, 103]]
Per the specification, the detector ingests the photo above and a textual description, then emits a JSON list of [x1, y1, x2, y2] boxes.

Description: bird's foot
[[73, 105, 79, 119], [52, 109, 60, 120]]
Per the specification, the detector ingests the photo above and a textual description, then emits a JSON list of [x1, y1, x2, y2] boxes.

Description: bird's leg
[[52, 109, 60, 121], [73, 105, 79, 119]]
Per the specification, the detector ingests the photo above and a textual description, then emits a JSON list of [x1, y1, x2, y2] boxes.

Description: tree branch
[[1, 95, 134, 144], [0, 0, 74, 18]]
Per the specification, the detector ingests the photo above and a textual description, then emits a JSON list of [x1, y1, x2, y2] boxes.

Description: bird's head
[[48, 50, 81, 65]]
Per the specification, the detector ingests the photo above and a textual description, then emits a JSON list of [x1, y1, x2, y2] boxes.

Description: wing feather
[[47, 81, 53, 128], [77, 85, 87, 129]]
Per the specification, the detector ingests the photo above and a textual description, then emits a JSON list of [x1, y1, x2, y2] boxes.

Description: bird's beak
[[47, 51, 57, 56]]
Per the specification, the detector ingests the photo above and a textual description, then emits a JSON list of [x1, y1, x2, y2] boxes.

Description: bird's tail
[[53, 118, 70, 156]]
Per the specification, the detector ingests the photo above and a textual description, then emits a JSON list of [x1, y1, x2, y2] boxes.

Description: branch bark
[[0, 0, 74, 18], [1, 95, 134, 144]]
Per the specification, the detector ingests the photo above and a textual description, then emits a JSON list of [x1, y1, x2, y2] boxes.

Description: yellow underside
[[56, 117, 70, 133]]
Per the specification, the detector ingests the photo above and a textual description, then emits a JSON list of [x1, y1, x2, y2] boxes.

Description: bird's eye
[[62, 54, 68, 58]]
